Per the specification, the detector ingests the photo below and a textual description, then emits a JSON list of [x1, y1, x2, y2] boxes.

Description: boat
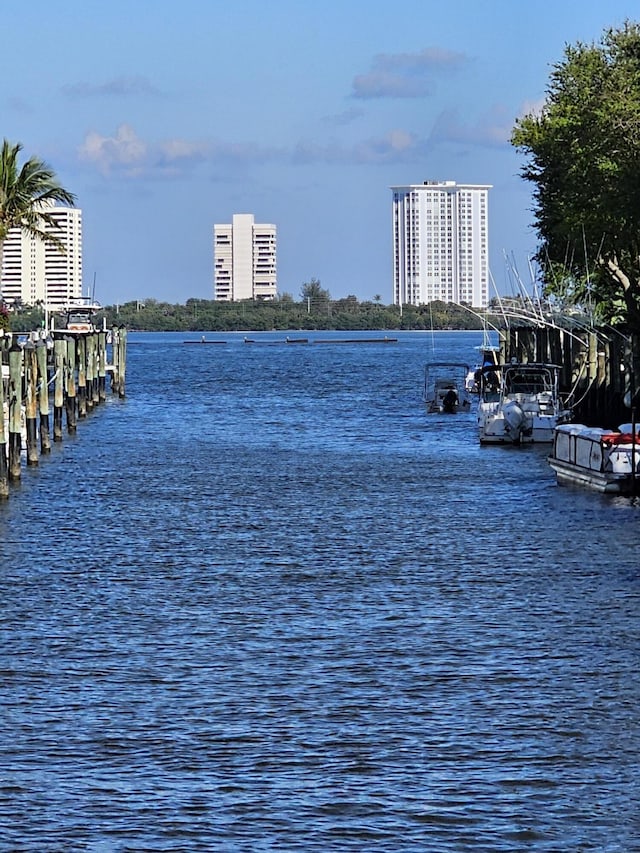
[[423, 362, 472, 413], [548, 423, 640, 493], [477, 362, 572, 444], [54, 298, 103, 334], [465, 342, 501, 394]]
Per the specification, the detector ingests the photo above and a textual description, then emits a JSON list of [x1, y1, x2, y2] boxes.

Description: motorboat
[[54, 298, 104, 334], [465, 342, 501, 394], [423, 362, 472, 413], [548, 422, 640, 493], [477, 362, 572, 444]]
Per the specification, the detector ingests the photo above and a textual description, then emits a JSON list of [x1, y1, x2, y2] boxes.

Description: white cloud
[[352, 47, 467, 99], [78, 124, 148, 174]]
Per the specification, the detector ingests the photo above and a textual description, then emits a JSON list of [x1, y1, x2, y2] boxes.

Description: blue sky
[[4, 0, 638, 306]]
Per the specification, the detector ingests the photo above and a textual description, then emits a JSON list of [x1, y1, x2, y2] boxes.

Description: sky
[[3, 0, 639, 306]]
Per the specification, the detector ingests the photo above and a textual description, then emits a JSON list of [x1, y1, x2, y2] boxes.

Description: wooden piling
[[0, 336, 8, 498], [77, 335, 87, 418], [36, 339, 51, 454], [89, 332, 99, 405], [65, 336, 77, 433], [53, 337, 65, 442], [8, 339, 23, 480], [0, 322, 127, 497], [111, 326, 127, 397], [98, 331, 107, 401], [24, 341, 39, 466]]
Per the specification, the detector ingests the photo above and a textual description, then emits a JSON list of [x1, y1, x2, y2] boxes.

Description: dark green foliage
[[91, 297, 488, 333], [511, 21, 640, 332]]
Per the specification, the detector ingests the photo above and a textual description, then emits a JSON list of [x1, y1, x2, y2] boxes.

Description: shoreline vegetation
[[8, 298, 506, 334]]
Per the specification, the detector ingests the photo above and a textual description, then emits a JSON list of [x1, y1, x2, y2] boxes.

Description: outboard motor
[[442, 387, 458, 413], [503, 400, 526, 442]]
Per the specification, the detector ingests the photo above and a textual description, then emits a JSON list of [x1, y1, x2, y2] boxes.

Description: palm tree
[[0, 139, 76, 296]]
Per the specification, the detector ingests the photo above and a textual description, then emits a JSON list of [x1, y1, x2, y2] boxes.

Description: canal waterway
[[1, 330, 639, 851]]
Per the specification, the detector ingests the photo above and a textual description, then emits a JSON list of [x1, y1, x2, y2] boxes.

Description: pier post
[[36, 339, 51, 454], [110, 326, 127, 398], [110, 326, 119, 395], [97, 331, 107, 402], [53, 337, 65, 442], [0, 336, 8, 498], [65, 336, 77, 434], [77, 335, 87, 418], [23, 341, 39, 466], [89, 332, 99, 405], [8, 338, 23, 480]]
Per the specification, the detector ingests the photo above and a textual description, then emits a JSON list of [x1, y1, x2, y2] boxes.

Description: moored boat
[[55, 298, 103, 334], [548, 422, 640, 493], [477, 362, 572, 444], [423, 362, 472, 413]]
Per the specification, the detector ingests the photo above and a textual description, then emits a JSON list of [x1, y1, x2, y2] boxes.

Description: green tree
[[0, 140, 76, 298], [511, 21, 640, 331], [300, 277, 330, 302]]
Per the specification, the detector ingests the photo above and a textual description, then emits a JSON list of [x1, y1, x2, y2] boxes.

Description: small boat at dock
[[477, 362, 572, 444], [423, 362, 472, 413], [548, 422, 640, 493]]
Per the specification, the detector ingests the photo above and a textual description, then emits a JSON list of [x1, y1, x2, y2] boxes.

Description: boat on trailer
[[423, 363, 472, 413], [477, 362, 572, 444], [548, 422, 640, 494]]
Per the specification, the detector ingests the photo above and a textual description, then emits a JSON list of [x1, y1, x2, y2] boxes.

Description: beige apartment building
[[214, 214, 277, 301], [0, 204, 83, 308]]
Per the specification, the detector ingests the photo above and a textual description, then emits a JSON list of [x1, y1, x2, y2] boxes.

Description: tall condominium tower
[[0, 204, 83, 308], [391, 180, 491, 308], [214, 213, 277, 301]]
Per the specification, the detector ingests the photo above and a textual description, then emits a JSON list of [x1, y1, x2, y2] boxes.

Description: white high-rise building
[[391, 180, 491, 308], [214, 213, 277, 301], [0, 204, 82, 308]]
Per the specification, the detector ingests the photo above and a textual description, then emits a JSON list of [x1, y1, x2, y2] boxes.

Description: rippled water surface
[[1, 330, 639, 852]]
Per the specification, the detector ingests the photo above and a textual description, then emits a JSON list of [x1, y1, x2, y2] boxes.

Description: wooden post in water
[[0, 335, 8, 498], [110, 327, 119, 396], [23, 341, 39, 466], [89, 332, 99, 406], [97, 330, 107, 402], [66, 336, 77, 434], [8, 338, 23, 480], [36, 339, 51, 454], [53, 337, 66, 442], [118, 326, 127, 397], [77, 334, 87, 418], [110, 326, 127, 397]]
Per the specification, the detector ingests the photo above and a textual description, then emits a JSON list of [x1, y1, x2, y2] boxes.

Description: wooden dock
[[0, 325, 127, 498]]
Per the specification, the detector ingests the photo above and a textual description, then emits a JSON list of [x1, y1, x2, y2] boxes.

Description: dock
[[0, 325, 127, 499]]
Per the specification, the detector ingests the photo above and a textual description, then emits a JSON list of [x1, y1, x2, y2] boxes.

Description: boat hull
[[548, 424, 640, 493]]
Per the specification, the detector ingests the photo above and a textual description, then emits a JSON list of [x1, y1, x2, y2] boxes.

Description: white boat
[[477, 362, 572, 444], [423, 362, 472, 413], [465, 342, 501, 394], [548, 422, 640, 493], [54, 298, 103, 333]]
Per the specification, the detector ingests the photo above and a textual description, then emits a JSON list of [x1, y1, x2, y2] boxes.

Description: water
[[1, 330, 639, 852]]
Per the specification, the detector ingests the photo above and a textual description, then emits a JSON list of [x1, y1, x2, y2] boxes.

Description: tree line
[[9, 297, 490, 333]]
